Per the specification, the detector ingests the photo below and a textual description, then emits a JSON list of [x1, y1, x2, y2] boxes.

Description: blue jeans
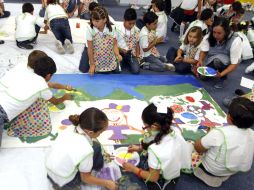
[[0, 105, 8, 147], [50, 18, 72, 45], [121, 51, 140, 74], [66, 0, 77, 13], [143, 54, 167, 72], [166, 47, 192, 74]]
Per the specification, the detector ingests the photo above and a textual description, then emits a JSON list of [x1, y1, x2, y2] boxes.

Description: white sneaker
[[131, 5, 140, 10], [55, 40, 65, 54], [165, 63, 175, 71], [245, 62, 254, 73], [64, 39, 74, 54]]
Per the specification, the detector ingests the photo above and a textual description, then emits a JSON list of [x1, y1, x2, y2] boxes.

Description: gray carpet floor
[[3, 1, 254, 190]]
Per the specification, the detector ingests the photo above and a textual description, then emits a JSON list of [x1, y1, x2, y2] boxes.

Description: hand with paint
[[122, 162, 137, 173], [128, 145, 142, 153]]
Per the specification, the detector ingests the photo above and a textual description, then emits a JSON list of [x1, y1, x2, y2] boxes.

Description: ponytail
[[69, 114, 80, 126], [141, 103, 173, 150]]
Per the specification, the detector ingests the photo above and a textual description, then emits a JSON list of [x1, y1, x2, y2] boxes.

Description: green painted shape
[[199, 88, 226, 117], [19, 134, 50, 143], [135, 83, 198, 102], [182, 128, 206, 141], [56, 103, 65, 110], [120, 134, 142, 144], [102, 89, 133, 100]]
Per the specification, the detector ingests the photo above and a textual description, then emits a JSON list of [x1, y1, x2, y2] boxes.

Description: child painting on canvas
[[194, 97, 254, 187], [46, 107, 119, 190], [44, 0, 74, 54], [123, 103, 192, 190]]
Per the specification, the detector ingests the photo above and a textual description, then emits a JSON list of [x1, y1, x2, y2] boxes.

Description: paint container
[[76, 22, 80, 28]]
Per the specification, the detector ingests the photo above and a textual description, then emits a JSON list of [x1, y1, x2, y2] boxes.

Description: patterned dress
[[92, 31, 117, 72], [148, 30, 160, 57], [123, 28, 139, 57]]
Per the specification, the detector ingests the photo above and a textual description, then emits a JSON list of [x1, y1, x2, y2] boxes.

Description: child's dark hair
[[184, 26, 203, 46], [208, 17, 231, 47], [200, 8, 213, 21], [90, 6, 112, 32], [22, 3, 34, 13], [231, 21, 249, 32], [124, 8, 137, 21], [28, 50, 47, 69], [151, 0, 165, 12], [143, 11, 158, 25], [228, 97, 254, 128], [232, 1, 242, 12], [141, 103, 174, 150], [89, 2, 99, 12], [69, 107, 108, 132], [33, 56, 56, 78]]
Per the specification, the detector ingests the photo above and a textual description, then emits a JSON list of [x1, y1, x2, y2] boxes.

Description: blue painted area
[[206, 67, 217, 75], [181, 112, 198, 120], [51, 74, 202, 99]]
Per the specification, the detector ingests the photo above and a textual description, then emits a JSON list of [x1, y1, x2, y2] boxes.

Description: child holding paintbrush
[[123, 103, 192, 190]]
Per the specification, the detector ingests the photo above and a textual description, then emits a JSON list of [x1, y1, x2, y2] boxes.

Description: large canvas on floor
[[1, 74, 227, 148]]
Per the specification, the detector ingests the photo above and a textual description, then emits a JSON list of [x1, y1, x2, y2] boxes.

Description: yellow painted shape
[[118, 152, 133, 159]]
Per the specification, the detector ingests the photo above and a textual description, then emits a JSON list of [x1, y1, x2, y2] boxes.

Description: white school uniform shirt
[[237, 32, 253, 60], [115, 22, 140, 51], [44, 4, 67, 22], [86, 24, 116, 42], [46, 126, 94, 187], [155, 11, 168, 38], [200, 34, 242, 65], [180, 0, 198, 10], [15, 13, 44, 42], [148, 127, 192, 180], [0, 67, 52, 121], [139, 26, 152, 58], [201, 126, 254, 176], [180, 43, 201, 60]]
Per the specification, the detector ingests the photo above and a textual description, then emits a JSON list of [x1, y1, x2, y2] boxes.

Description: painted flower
[[109, 103, 130, 112]]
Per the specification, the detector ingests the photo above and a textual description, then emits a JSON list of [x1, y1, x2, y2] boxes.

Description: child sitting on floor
[[194, 97, 254, 187], [123, 103, 192, 190], [140, 11, 175, 72], [46, 107, 119, 190], [44, 0, 74, 54], [0, 56, 71, 146], [79, 6, 122, 74], [167, 26, 203, 74], [15, 3, 45, 50], [115, 8, 140, 74]]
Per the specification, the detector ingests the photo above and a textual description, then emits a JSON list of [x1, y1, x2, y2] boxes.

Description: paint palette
[[197, 67, 217, 77], [114, 147, 140, 167]]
